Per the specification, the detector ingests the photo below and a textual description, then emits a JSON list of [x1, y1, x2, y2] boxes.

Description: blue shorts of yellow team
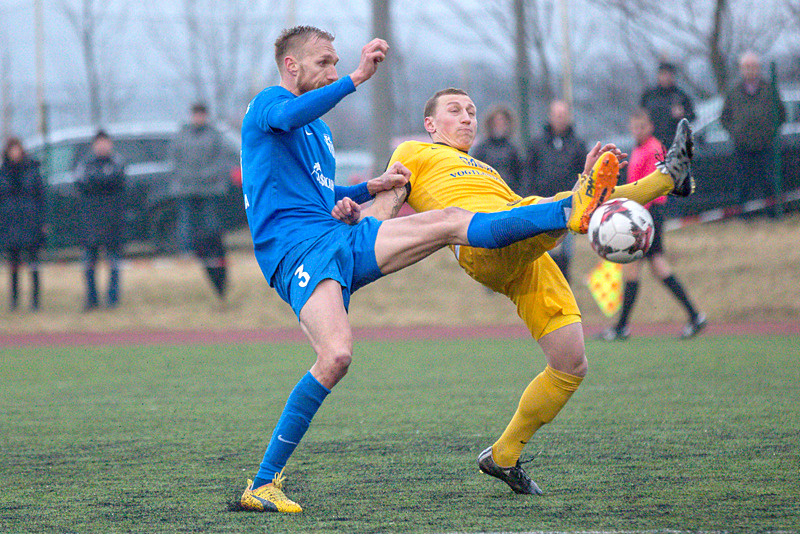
[[268, 217, 383, 318]]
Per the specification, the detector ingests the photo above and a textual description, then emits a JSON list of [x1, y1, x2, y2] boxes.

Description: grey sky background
[[1, 0, 798, 146]]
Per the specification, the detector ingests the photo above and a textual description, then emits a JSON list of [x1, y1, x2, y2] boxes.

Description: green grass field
[[2, 335, 799, 534]]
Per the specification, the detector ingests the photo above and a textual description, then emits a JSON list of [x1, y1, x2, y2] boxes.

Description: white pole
[[34, 0, 46, 136], [559, 0, 573, 108]]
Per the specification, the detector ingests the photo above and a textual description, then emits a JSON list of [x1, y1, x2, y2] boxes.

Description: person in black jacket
[[640, 61, 696, 148], [525, 100, 587, 283], [471, 105, 523, 194], [721, 51, 786, 218], [0, 137, 45, 311], [75, 130, 126, 310]]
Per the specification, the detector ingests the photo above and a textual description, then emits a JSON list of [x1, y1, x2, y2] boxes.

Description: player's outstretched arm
[[350, 38, 389, 87]]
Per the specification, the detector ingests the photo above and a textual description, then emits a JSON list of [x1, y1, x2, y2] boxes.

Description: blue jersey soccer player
[[237, 25, 619, 513]]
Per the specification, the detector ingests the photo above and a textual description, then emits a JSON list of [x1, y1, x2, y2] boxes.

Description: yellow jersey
[[387, 141, 579, 339], [388, 141, 526, 213]]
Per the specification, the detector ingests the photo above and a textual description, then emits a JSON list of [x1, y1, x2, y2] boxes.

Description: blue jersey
[[241, 76, 373, 284]]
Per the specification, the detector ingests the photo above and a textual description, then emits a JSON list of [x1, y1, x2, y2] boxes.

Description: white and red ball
[[587, 198, 654, 264]]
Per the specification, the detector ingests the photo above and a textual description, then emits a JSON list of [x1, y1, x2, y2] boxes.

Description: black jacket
[[525, 125, 587, 198], [75, 153, 126, 248], [640, 85, 696, 147], [471, 136, 523, 194], [0, 157, 45, 249]]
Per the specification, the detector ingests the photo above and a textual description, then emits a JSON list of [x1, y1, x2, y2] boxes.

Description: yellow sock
[[610, 169, 674, 205], [492, 365, 583, 468], [551, 190, 573, 202]]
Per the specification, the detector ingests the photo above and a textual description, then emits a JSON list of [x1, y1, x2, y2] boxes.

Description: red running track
[[0, 321, 798, 348]]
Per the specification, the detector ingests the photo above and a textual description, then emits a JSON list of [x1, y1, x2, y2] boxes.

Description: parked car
[[674, 88, 800, 218], [26, 122, 245, 253], [612, 88, 800, 218]]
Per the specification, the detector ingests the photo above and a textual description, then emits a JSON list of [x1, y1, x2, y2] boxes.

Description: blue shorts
[[267, 217, 383, 318]]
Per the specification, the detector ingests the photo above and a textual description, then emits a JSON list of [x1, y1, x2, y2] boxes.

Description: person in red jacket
[[597, 109, 706, 340]]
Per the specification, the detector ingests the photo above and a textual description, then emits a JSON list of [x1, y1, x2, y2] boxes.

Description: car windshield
[[42, 136, 172, 178]]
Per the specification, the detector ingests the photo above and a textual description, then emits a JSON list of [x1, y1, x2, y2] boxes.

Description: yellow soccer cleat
[[240, 468, 302, 513], [567, 151, 619, 234]]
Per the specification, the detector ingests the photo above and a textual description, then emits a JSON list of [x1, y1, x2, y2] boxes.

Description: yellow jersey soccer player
[[333, 88, 694, 494]]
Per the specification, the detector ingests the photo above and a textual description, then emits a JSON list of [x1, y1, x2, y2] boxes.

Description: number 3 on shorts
[[294, 264, 310, 288]]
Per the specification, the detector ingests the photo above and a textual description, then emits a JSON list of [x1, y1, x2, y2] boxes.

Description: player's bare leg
[[373, 199, 574, 274], [479, 321, 585, 494], [373, 207, 472, 274], [241, 280, 353, 513], [476, 253, 586, 494], [300, 279, 355, 389]]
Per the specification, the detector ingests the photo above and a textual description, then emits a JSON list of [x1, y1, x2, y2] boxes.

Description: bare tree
[[598, 0, 790, 96], [146, 0, 279, 123], [787, 0, 800, 27], [370, 0, 394, 169], [1, 29, 12, 138], [184, 0, 207, 104], [57, 0, 123, 126], [430, 0, 560, 141]]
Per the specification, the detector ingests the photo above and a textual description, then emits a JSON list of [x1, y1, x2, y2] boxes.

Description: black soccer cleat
[[477, 446, 543, 495], [658, 118, 695, 197]]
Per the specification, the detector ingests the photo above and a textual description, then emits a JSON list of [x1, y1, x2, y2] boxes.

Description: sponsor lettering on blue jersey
[[240, 77, 357, 284]]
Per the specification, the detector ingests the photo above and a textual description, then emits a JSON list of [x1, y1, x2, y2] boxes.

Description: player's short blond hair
[[274, 26, 335, 70], [424, 88, 469, 120]]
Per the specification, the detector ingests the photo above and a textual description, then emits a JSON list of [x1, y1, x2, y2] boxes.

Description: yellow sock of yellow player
[[610, 169, 673, 206], [550, 191, 573, 202], [492, 365, 583, 468]]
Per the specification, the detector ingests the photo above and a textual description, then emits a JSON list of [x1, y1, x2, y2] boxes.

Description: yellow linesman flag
[[586, 260, 623, 317]]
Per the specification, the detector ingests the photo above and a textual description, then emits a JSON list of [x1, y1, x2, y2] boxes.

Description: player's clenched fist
[[331, 197, 362, 225], [350, 38, 389, 87], [367, 161, 410, 196]]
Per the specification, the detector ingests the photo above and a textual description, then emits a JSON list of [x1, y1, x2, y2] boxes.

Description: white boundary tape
[[664, 187, 800, 232]]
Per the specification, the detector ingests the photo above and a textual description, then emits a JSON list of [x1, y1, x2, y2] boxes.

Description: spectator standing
[[525, 100, 587, 283], [471, 106, 523, 194], [721, 51, 786, 218], [640, 61, 696, 148], [597, 109, 705, 341], [0, 137, 45, 311], [75, 131, 126, 310], [169, 103, 230, 297]]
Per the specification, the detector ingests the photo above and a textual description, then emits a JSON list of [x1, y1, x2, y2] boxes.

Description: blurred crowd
[[470, 51, 783, 337], [0, 51, 786, 316], [0, 103, 232, 312], [471, 51, 785, 285]]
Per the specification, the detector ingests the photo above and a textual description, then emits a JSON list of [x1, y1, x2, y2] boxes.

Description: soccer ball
[[587, 198, 654, 264]]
